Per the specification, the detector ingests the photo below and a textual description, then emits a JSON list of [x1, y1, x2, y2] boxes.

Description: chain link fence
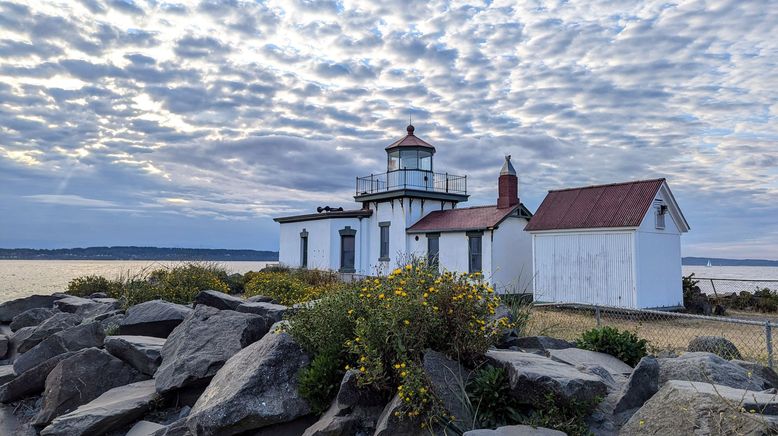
[[524, 302, 778, 368], [694, 277, 778, 296]]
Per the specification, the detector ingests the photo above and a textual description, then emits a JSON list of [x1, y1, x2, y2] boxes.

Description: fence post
[[595, 306, 601, 328], [766, 321, 774, 369]]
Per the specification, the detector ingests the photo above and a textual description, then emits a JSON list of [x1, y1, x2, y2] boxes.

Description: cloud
[[25, 194, 118, 208]]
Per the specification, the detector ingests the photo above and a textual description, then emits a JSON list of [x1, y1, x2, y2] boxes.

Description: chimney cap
[[500, 155, 516, 176]]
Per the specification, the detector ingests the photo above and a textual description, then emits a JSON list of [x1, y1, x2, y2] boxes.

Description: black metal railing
[[356, 169, 467, 196]]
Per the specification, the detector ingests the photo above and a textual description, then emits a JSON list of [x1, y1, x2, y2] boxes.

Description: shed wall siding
[[533, 231, 635, 308], [491, 217, 533, 293]]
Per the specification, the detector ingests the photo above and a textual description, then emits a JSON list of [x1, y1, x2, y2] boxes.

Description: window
[[467, 232, 482, 273], [339, 226, 356, 273], [400, 149, 418, 169], [379, 222, 390, 261], [427, 233, 439, 270], [299, 229, 308, 269], [388, 151, 400, 171], [655, 201, 666, 230]]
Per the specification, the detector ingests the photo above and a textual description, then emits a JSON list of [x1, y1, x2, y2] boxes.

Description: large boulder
[[185, 329, 311, 435], [464, 425, 566, 436], [732, 359, 778, 389], [246, 295, 278, 304], [155, 305, 268, 394], [303, 369, 385, 436], [658, 352, 769, 390], [613, 356, 660, 414], [13, 322, 105, 375], [547, 347, 633, 377], [10, 308, 58, 332], [17, 312, 82, 353], [193, 290, 244, 311], [10, 326, 36, 352], [119, 300, 192, 338], [688, 336, 742, 360], [40, 379, 157, 436], [236, 301, 287, 321], [34, 347, 148, 426], [512, 336, 575, 352], [374, 393, 424, 436], [127, 420, 167, 436], [0, 352, 77, 402], [621, 380, 778, 435], [54, 296, 119, 318], [486, 350, 607, 408], [0, 335, 7, 359], [0, 294, 65, 323], [0, 365, 15, 385], [105, 335, 165, 376], [422, 350, 473, 427]]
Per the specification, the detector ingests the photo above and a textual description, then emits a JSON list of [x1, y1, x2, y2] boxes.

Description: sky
[[0, 0, 776, 258]]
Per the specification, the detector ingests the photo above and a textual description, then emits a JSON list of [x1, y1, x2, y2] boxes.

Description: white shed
[[525, 178, 689, 309]]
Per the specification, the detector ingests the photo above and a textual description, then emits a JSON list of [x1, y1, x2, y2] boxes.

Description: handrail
[[356, 169, 467, 196]]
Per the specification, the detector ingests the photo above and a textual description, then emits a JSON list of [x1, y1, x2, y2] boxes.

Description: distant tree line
[[0, 246, 279, 261]]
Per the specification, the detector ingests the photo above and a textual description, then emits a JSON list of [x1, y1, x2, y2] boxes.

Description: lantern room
[[385, 125, 436, 172]]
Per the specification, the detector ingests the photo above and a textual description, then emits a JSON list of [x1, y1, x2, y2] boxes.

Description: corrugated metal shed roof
[[407, 204, 522, 233], [525, 178, 665, 231]]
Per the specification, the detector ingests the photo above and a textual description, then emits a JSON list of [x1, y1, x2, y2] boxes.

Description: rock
[[658, 352, 769, 390], [613, 356, 660, 414], [486, 349, 607, 408], [303, 370, 385, 436], [151, 418, 192, 436], [236, 302, 288, 329], [119, 300, 192, 338], [512, 336, 575, 352], [422, 350, 473, 426], [0, 294, 65, 323], [185, 329, 311, 435], [10, 326, 36, 352], [0, 335, 7, 359], [155, 305, 268, 394], [732, 359, 778, 389], [0, 365, 15, 385], [0, 352, 77, 402], [374, 393, 424, 436], [246, 295, 277, 304], [87, 292, 109, 299], [40, 379, 157, 436], [547, 347, 633, 376], [34, 347, 148, 426], [621, 380, 778, 435], [105, 335, 165, 376], [99, 313, 126, 333], [127, 420, 167, 436], [194, 290, 244, 310], [17, 312, 82, 353], [13, 322, 105, 375], [54, 295, 119, 318], [10, 308, 58, 332], [688, 336, 742, 360], [463, 425, 567, 436]]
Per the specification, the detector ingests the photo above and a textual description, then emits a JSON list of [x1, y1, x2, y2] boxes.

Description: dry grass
[[525, 306, 774, 365]]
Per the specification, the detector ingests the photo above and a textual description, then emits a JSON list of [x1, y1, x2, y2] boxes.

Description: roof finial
[[407, 110, 415, 135]]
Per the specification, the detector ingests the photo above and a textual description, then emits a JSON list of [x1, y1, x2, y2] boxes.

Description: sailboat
[[706, 260, 712, 267]]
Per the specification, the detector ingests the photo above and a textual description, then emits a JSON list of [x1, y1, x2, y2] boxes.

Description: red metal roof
[[407, 205, 518, 233], [385, 125, 436, 151], [525, 178, 665, 231]]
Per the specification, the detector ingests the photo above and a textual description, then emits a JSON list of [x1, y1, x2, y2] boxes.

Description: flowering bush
[[67, 275, 112, 297], [288, 261, 510, 421], [243, 269, 342, 305]]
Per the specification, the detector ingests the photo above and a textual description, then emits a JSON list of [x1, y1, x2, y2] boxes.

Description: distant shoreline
[[683, 257, 778, 267], [0, 246, 279, 262]]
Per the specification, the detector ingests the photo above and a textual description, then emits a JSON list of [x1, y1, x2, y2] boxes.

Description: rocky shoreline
[[1, 290, 778, 435]]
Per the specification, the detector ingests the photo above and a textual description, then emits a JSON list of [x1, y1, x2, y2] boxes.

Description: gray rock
[[613, 356, 660, 414], [0, 365, 15, 385], [194, 290, 244, 310], [13, 322, 105, 375], [185, 329, 311, 435], [34, 347, 148, 425], [374, 393, 424, 436], [236, 302, 288, 331], [10, 326, 36, 352], [422, 350, 473, 427], [658, 352, 769, 390], [303, 370, 385, 436], [0, 352, 77, 402], [40, 379, 157, 436], [87, 292, 109, 299], [463, 425, 567, 436], [732, 359, 778, 389], [10, 308, 58, 332], [54, 295, 119, 318], [688, 336, 742, 360], [105, 335, 165, 376], [151, 418, 192, 436], [0, 294, 65, 323], [246, 295, 277, 304], [155, 305, 268, 394], [0, 335, 7, 359], [335, 369, 384, 408], [547, 347, 633, 376], [127, 420, 167, 436], [120, 300, 192, 338], [17, 312, 82, 353], [99, 313, 126, 333], [621, 380, 778, 435], [486, 349, 607, 408], [512, 336, 575, 352]]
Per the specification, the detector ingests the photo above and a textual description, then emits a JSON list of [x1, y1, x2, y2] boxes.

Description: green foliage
[[523, 393, 595, 436], [467, 365, 522, 428], [66, 275, 112, 297], [243, 268, 342, 305], [288, 260, 510, 420], [577, 326, 647, 366], [298, 350, 344, 415], [104, 325, 120, 336]]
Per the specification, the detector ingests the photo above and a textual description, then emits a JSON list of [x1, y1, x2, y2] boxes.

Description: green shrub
[[288, 261, 510, 420], [467, 365, 522, 428], [244, 270, 341, 305], [298, 350, 344, 415], [67, 275, 112, 297], [523, 393, 597, 436], [577, 326, 647, 366]]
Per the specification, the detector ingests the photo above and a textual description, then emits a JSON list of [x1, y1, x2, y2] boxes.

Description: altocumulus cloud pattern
[[0, 0, 776, 256]]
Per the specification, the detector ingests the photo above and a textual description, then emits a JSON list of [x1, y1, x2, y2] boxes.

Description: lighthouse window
[[299, 229, 308, 269], [339, 226, 356, 273], [419, 151, 432, 171], [379, 222, 390, 261], [400, 149, 418, 169], [468, 232, 483, 274], [388, 151, 400, 171]]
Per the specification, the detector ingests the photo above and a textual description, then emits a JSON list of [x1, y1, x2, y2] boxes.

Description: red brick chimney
[[497, 155, 519, 209]]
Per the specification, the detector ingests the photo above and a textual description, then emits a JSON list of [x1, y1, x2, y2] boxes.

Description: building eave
[[274, 210, 373, 224], [355, 189, 469, 203]]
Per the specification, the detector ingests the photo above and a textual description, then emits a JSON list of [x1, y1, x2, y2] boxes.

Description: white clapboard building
[[525, 178, 690, 309], [274, 124, 534, 292]]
